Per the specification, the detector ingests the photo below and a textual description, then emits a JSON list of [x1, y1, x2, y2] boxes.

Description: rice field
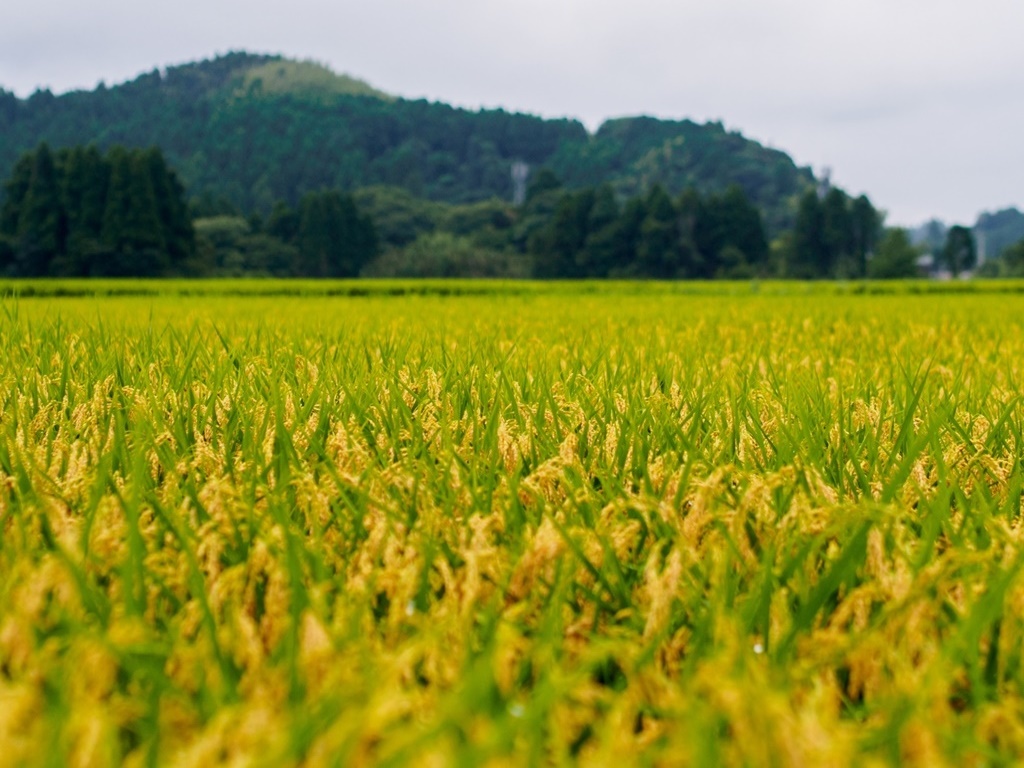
[[2, 282, 1024, 766]]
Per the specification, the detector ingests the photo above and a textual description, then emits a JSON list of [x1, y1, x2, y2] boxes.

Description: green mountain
[[0, 52, 815, 231]]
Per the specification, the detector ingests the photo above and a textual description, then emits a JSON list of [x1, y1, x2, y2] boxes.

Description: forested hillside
[[0, 52, 814, 231]]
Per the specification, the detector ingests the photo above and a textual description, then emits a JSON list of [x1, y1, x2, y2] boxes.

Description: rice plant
[[1, 284, 1023, 766]]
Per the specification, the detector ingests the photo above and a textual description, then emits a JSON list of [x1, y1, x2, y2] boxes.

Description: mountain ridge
[[0, 52, 816, 231]]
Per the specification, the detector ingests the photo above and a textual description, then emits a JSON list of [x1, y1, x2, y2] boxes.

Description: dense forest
[[0, 52, 814, 233], [4, 52, 1021, 279], [0, 141, 904, 279], [0, 144, 193, 276]]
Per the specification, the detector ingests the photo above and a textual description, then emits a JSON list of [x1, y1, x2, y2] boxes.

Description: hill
[[975, 207, 1024, 260], [232, 59, 391, 102], [0, 52, 815, 231]]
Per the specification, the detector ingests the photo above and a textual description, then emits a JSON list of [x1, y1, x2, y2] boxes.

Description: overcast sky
[[3, 0, 1023, 226]]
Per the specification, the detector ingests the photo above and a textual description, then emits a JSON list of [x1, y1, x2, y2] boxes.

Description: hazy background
[[3, 0, 1022, 225]]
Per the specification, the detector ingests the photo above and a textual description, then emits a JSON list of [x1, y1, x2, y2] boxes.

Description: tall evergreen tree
[[143, 147, 195, 273], [341, 193, 379, 275], [580, 184, 621, 278], [55, 146, 108, 275], [0, 152, 33, 274], [15, 143, 64, 275], [636, 185, 679, 278], [850, 195, 881, 277], [693, 186, 769, 278], [821, 188, 854, 277], [717, 185, 768, 273], [296, 190, 377, 277], [791, 190, 826, 278], [100, 147, 165, 275], [611, 197, 647, 276], [677, 188, 708, 278], [0, 153, 34, 237], [266, 200, 300, 244], [537, 189, 594, 278], [1, 144, 196, 276]]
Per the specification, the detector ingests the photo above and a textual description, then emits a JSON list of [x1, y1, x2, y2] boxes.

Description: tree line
[[0, 144, 193, 276], [8, 142, 1010, 281], [526, 176, 770, 279], [0, 144, 378, 277]]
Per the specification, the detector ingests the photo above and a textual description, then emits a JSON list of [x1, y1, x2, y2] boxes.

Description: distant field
[[2, 285, 1024, 765], [4, 276, 1024, 298]]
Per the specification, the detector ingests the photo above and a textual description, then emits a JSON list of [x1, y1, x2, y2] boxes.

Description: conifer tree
[[850, 195, 881, 277], [297, 190, 377, 277], [266, 201, 299, 244], [56, 146, 108, 275], [715, 185, 769, 275], [0, 153, 34, 274], [16, 143, 64, 275], [611, 197, 647, 276], [143, 147, 194, 272], [340, 194, 378, 276], [101, 148, 165, 275], [581, 184, 621, 278], [822, 188, 854, 277], [538, 189, 594, 278], [677, 188, 708, 278], [0, 153, 34, 237], [637, 185, 679, 278], [791, 190, 826, 278]]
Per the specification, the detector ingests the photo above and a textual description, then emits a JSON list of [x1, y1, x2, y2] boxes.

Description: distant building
[[915, 253, 936, 278]]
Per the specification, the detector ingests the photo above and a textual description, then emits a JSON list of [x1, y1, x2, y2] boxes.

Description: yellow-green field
[[2, 282, 1024, 766]]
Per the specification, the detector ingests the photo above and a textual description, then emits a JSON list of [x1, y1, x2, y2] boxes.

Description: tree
[[677, 188, 708, 277], [363, 232, 527, 278], [193, 215, 297, 276], [0, 153, 34, 237], [790, 190, 826, 278], [850, 195, 881, 277], [0, 144, 199, 276], [0, 233, 13, 273], [524, 168, 562, 204], [706, 185, 768, 277], [636, 185, 679, 278], [942, 225, 976, 276], [266, 200, 300, 243], [100, 147, 165, 275], [296, 190, 378, 277], [869, 228, 919, 279], [55, 146, 109, 275], [143, 147, 195, 272], [535, 189, 594, 278], [580, 184, 621, 278], [821, 188, 854, 277], [15, 143, 64, 276]]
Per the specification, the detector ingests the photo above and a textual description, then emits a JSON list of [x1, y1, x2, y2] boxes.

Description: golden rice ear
[[1, 285, 1022, 765]]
